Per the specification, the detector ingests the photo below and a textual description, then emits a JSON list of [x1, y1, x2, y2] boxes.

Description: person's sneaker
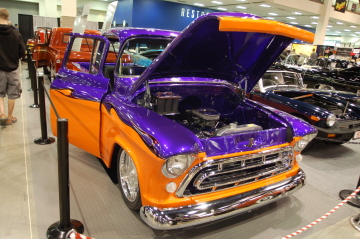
[[0, 114, 7, 126], [6, 116, 17, 125]]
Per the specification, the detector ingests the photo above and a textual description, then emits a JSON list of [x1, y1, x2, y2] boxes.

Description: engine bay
[[135, 83, 284, 139]]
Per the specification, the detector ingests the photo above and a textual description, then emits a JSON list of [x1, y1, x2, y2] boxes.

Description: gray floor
[[1, 62, 360, 239]]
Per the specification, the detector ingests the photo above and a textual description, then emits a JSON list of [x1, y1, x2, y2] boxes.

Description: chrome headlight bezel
[[294, 133, 317, 151], [326, 113, 336, 127], [162, 154, 195, 178]]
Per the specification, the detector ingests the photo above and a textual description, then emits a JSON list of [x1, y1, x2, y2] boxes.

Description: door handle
[[57, 89, 74, 98]]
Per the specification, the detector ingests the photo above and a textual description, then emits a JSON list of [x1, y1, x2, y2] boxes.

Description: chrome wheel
[[119, 151, 139, 203]]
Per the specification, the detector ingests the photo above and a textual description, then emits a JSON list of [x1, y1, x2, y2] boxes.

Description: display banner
[[334, 0, 347, 13], [114, 0, 216, 31], [101, 1, 118, 32], [72, 4, 91, 51]]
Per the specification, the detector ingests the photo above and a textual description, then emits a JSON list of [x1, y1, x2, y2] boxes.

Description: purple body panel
[[104, 94, 204, 158]]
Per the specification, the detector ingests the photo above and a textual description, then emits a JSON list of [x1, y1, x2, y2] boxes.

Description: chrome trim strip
[[176, 146, 293, 197], [140, 169, 305, 230]]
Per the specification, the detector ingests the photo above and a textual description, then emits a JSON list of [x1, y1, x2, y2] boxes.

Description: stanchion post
[[34, 72, 55, 145], [46, 119, 84, 239], [339, 175, 360, 208], [29, 60, 39, 108], [26, 49, 31, 74]]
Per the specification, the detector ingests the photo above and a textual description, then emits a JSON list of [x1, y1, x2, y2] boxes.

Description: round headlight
[[162, 155, 194, 178], [326, 114, 336, 127], [294, 133, 317, 151]]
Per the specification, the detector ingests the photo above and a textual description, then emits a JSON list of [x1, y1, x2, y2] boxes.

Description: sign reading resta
[[181, 8, 210, 18]]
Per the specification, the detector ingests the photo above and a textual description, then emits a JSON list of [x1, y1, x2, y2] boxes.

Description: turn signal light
[[327, 134, 336, 138]]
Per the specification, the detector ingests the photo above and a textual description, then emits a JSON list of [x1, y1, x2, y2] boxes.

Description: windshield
[[118, 38, 172, 75], [262, 72, 301, 87]]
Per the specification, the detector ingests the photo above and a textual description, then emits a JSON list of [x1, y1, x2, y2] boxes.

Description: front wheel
[[117, 150, 142, 210]]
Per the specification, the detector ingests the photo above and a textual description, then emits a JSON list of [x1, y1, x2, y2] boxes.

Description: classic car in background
[[30, 27, 52, 69], [249, 70, 360, 144], [50, 13, 317, 229], [302, 66, 360, 93], [31, 27, 102, 80], [274, 54, 359, 92]]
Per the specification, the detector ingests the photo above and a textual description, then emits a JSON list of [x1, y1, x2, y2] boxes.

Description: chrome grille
[[176, 147, 293, 197]]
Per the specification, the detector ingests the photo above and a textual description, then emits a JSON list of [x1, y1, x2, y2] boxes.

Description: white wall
[[0, 0, 39, 25], [5, 0, 108, 23]]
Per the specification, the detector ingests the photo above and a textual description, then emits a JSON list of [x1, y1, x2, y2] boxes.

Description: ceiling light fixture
[[236, 6, 247, 9], [311, 22, 318, 24], [268, 13, 278, 15], [217, 7, 227, 11], [344, 29, 351, 31], [304, 25, 312, 27], [259, 4, 271, 7], [337, 22, 343, 24], [311, 16, 319, 19], [327, 25, 332, 27], [293, 12, 302, 15], [287, 17, 296, 19], [212, 1, 223, 4], [335, 31, 342, 33], [351, 26, 357, 28], [194, 3, 204, 6], [266, 17, 275, 20], [290, 22, 298, 25]]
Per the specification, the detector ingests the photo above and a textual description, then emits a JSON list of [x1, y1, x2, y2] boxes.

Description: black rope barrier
[[29, 59, 39, 108], [339, 175, 360, 208], [47, 118, 84, 239], [33, 71, 86, 238], [34, 72, 55, 145]]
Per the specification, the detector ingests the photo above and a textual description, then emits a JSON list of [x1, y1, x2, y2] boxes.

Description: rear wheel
[[117, 150, 142, 210]]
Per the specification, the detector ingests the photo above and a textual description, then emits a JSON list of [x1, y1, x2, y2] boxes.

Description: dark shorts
[[0, 69, 22, 99]]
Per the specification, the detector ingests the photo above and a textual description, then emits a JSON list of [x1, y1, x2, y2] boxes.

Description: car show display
[[48, 13, 318, 229], [250, 70, 360, 144]]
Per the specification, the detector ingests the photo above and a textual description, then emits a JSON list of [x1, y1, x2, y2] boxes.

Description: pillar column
[[62, 0, 77, 17], [313, 0, 333, 45]]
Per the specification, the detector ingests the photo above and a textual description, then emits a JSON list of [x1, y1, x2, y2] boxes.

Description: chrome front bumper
[[140, 169, 305, 230]]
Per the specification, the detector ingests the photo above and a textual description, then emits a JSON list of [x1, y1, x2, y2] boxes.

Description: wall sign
[[334, 0, 347, 13]]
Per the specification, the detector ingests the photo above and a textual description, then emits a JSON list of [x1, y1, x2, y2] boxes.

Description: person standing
[[0, 8, 25, 126], [309, 48, 318, 63]]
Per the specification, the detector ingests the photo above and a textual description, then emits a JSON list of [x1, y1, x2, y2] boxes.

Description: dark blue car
[[249, 70, 360, 144]]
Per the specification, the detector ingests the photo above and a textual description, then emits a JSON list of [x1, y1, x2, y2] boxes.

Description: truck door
[[50, 34, 112, 158]]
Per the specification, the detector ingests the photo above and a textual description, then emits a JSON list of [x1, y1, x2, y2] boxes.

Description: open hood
[[130, 13, 314, 95]]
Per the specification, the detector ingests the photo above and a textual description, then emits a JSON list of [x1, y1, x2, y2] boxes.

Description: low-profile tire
[[117, 150, 142, 210]]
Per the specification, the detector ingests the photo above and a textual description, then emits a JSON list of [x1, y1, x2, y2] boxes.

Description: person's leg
[[0, 97, 4, 115], [6, 69, 20, 125], [7, 99, 15, 120], [0, 70, 7, 125]]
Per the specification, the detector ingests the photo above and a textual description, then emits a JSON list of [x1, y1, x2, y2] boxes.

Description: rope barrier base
[[350, 212, 360, 232], [339, 190, 360, 208], [46, 219, 84, 239], [34, 136, 55, 145]]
